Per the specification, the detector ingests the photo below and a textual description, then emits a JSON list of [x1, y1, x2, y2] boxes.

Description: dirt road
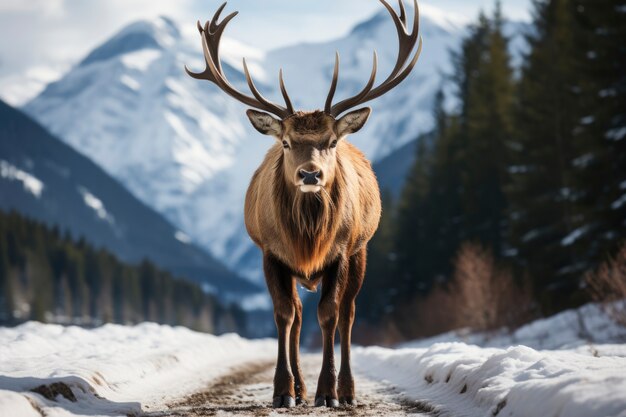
[[156, 354, 435, 416]]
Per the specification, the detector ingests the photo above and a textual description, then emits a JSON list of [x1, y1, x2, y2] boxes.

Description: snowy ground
[[1, 304, 625, 417]]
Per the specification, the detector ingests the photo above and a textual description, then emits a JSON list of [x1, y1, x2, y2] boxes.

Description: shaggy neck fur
[[272, 154, 344, 277]]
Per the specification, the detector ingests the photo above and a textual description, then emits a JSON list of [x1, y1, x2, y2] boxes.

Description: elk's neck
[[280, 179, 335, 239], [273, 167, 342, 277]]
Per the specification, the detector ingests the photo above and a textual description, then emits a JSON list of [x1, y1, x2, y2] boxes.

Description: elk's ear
[[246, 109, 282, 137], [335, 107, 371, 137]]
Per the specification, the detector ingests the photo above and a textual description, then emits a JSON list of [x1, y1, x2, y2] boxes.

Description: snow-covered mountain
[[0, 100, 257, 295], [23, 6, 523, 282]]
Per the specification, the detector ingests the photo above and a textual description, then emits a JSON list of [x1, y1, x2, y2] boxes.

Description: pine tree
[[0, 232, 14, 323], [361, 189, 396, 320], [507, 0, 584, 312], [0, 210, 227, 332], [456, 5, 515, 255], [394, 134, 435, 296], [569, 0, 626, 266]]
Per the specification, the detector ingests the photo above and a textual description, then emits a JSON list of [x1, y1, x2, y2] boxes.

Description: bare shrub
[[452, 242, 533, 331], [389, 242, 534, 341], [353, 319, 405, 347], [585, 243, 626, 326], [393, 283, 459, 339]]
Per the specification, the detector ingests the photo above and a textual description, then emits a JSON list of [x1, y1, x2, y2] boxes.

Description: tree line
[[358, 0, 625, 341], [0, 209, 244, 333]]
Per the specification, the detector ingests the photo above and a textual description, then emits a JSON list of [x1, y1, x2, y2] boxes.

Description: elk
[[186, 0, 422, 409]]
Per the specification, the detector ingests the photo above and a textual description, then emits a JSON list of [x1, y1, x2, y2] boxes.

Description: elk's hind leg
[[338, 247, 366, 406], [289, 291, 307, 405], [263, 253, 296, 408]]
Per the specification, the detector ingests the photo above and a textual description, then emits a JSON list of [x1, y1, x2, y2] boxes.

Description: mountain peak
[[80, 16, 180, 67], [350, 3, 467, 38]]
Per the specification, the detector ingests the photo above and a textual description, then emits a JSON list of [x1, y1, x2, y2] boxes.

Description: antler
[[185, 3, 295, 119], [325, 0, 423, 117]]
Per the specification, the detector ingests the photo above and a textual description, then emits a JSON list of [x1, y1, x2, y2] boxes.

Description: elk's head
[[245, 109, 370, 193], [186, 1, 423, 194]]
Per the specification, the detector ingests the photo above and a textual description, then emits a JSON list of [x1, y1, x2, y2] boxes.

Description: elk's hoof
[[272, 395, 296, 408], [295, 396, 307, 406], [340, 396, 358, 407], [315, 395, 340, 408]]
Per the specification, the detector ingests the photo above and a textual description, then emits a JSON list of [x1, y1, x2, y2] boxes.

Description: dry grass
[[392, 242, 534, 339], [585, 243, 626, 326], [452, 242, 533, 331]]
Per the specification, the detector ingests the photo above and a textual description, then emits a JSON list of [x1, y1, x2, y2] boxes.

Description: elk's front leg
[[263, 253, 296, 408], [338, 248, 366, 406], [315, 258, 345, 408], [290, 294, 307, 405]]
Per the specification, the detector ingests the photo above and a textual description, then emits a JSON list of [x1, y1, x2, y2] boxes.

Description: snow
[[607, 127, 626, 141], [580, 115, 595, 125], [573, 152, 594, 167], [78, 186, 114, 224], [0, 160, 44, 198], [561, 225, 591, 246], [401, 304, 626, 351], [239, 292, 273, 311], [120, 74, 140, 91], [0, 322, 275, 417], [174, 230, 192, 244], [354, 344, 626, 417], [0, 304, 625, 416], [120, 49, 162, 71], [612, 193, 626, 210]]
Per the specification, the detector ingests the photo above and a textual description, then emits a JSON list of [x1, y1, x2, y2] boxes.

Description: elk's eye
[[330, 140, 338, 149], [282, 140, 290, 149]]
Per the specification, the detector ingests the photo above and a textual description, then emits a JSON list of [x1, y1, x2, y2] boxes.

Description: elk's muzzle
[[299, 169, 321, 186]]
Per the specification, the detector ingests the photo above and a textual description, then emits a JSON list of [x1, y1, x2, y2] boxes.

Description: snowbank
[[1, 305, 625, 417], [354, 343, 626, 417], [0, 322, 275, 417]]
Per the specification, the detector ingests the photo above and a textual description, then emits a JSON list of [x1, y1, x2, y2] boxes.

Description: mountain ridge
[[0, 99, 258, 295]]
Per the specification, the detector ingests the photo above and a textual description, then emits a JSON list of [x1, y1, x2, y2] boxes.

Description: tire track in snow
[[159, 354, 436, 416]]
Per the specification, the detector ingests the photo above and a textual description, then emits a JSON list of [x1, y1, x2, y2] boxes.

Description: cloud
[[0, 0, 65, 16]]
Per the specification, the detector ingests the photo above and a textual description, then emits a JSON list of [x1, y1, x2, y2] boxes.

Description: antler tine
[[243, 59, 289, 117], [397, 0, 407, 25], [185, 10, 237, 81], [328, 0, 422, 117], [185, 3, 293, 119], [279, 69, 294, 115], [209, 2, 228, 33], [324, 52, 340, 114], [379, 0, 418, 77], [329, 52, 378, 117], [411, 0, 420, 37], [364, 36, 422, 102], [203, 9, 238, 75]]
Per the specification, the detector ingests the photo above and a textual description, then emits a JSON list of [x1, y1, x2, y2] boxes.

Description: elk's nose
[[299, 169, 321, 185]]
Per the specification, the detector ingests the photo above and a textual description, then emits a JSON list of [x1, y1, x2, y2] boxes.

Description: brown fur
[[284, 111, 331, 134], [244, 111, 381, 407], [245, 133, 380, 279]]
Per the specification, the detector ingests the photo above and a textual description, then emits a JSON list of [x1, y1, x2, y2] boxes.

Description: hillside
[[0, 100, 257, 296]]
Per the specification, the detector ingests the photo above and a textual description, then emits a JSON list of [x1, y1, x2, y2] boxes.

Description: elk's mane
[[271, 153, 346, 277]]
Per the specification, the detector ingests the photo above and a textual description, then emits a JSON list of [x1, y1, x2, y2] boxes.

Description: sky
[[0, 0, 531, 105]]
